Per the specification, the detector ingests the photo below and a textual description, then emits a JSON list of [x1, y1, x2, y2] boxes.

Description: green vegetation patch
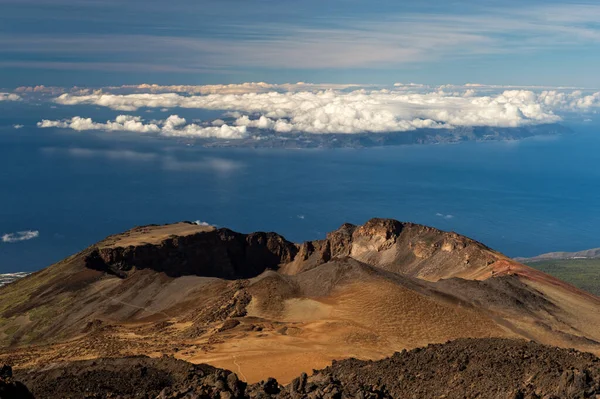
[[528, 259, 600, 297]]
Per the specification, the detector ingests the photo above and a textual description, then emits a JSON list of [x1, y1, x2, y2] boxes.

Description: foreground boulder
[[11, 338, 600, 399], [0, 365, 34, 399]]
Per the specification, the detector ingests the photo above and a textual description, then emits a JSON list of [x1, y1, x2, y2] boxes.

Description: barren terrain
[[6, 338, 600, 399], [1, 219, 599, 385]]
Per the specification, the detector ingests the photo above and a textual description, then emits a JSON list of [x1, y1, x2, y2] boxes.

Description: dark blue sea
[[1, 102, 599, 273]]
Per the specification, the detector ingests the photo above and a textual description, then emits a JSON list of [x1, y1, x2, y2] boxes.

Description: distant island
[[202, 123, 572, 149], [516, 246, 600, 263], [520, 246, 600, 296]]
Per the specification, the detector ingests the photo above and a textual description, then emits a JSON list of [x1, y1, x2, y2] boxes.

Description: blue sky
[[2, 0, 600, 87]]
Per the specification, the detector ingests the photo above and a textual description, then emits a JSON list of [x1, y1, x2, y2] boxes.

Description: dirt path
[[232, 354, 247, 381]]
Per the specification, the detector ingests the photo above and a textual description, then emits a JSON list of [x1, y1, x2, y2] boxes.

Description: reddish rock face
[[278, 218, 507, 280]]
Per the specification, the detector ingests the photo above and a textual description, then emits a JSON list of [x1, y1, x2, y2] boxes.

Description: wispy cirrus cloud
[[2, 230, 39, 243], [65, 148, 158, 161], [162, 156, 244, 173], [42, 146, 156, 160], [41, 146, 245, 174], [2, 4, 600, 73]]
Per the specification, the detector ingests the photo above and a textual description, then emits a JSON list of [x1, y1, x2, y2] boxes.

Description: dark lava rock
[[16, 356, 245, 399], [304, 338, 600, 399], [0, 365, 34, 399], [12, 338, 600, 399], [0, 366, 11, 380]]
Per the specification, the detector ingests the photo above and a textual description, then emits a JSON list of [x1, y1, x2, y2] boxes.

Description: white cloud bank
[[2, 230, 39, 243], [49, 89, 596, 135], [35, 86, 600, 137], [38, 115, 248, 139]]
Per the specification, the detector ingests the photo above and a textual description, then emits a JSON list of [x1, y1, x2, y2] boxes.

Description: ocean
[[1, 103, 599, 273]]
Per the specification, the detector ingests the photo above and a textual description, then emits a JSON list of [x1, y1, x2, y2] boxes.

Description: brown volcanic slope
[[0, 219, 599, 384]]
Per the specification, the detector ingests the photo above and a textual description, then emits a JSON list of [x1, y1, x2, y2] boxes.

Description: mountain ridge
[[517, 246, 600, 263], [1, 218, 599, 384]]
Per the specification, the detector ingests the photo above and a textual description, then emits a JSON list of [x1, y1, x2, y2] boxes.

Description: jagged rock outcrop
[[86, 227, 298, 279], [281, 218, 500, 280]]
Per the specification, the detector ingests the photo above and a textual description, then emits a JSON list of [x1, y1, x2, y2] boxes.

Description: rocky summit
[[0, 218, 600, 396]]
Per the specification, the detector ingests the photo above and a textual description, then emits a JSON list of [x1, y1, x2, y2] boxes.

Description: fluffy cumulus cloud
[[537, 91, 600, 111], [37, 115, 248, 139], [14, 85, 68, 95], [0, 93, 21, 101], [2, 230, 39, 243], [38, 115, 161, 133]]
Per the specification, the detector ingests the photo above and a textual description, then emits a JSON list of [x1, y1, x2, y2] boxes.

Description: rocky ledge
[[85, 226, 298, 279]]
